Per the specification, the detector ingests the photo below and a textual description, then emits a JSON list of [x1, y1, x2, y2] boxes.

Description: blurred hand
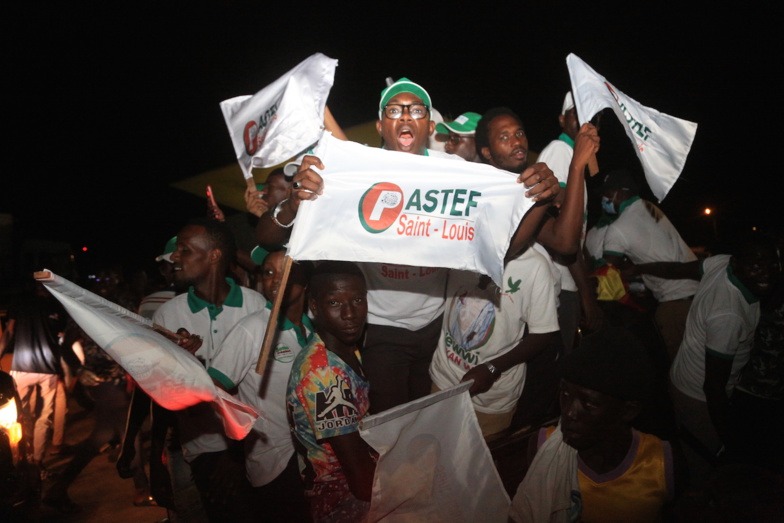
[[244, 186, 269, 218], [461, 365, 496, 396], [176, 328, 203, 355], [77, 368, 103, 387], [290, 155, 325, 211], [518, 163, 559, 203]]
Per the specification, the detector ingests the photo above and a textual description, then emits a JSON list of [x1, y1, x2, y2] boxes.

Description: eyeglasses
[[383, 103, 429, 120]]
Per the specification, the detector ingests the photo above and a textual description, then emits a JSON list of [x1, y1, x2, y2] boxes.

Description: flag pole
[[255, 254, 294, 375]]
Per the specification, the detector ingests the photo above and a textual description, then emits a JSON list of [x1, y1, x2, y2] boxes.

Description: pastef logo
[[358, 182, 404, 233], [242, 104, 279, 155]]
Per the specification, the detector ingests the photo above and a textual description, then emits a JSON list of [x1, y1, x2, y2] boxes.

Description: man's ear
[[375, 120, 383, 136], [428, 120, 435, 136], [481, 146, 492, 163], [558, 114, 567, 130], [308, 297, 318, 317], [620, 400, 643, 423], [208, 248, 222, 266]]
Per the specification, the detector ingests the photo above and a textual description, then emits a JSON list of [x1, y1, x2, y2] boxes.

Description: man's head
[[258, 248, 311, 306], [308, 261, 367, 350], [727, 234, 779, 298], [376, 77, 434, 155], [600, 169, 640, 214], [559, 326, 654, 451], [558, 92, 580, 140], [171, 218, 237, 286], [257, 167, 291, 208], [475, 107, 528, 173], [437, 111, 481, 162]]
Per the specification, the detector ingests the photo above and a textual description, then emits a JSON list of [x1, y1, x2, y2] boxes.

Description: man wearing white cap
[[536, 92, 603, 354], [437, 111, 482, 162]]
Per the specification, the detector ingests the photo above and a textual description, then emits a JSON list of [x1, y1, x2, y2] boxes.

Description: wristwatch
[[485, 362, 502, 380]]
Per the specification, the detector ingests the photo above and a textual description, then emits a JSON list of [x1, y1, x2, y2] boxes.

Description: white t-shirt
[[670, 255, 761, 401], [429, 247, 559, 414], [536, 138, 588, 292], [602, 198, 698, 302], [153, 283, 266, 462], [362, 148, 462, 330], [208, 305, 312, 486], [585, 224, 610, 263]]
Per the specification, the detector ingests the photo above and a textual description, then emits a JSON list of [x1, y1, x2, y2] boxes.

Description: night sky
[[4, 2, 780, 284]]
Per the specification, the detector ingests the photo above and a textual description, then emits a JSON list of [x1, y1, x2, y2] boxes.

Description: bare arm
[[506, 162, 562, 258], [324, 106, 348, 141], [462, 331, 557, 395], [255, 155, 325, 248], [326, 431, 377, 501], [534, 123, 599, 256]]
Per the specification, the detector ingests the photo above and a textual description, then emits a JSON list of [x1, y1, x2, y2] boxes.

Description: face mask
[[601, 196, 617, 215]]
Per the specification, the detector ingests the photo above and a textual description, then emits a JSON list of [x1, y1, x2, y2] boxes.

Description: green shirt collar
[[187, 277, 243, 319], [264, 301, 315, 346], [726, 261, 759, 304], [618, 195, 641, 215], [557, 132, 575, 148]]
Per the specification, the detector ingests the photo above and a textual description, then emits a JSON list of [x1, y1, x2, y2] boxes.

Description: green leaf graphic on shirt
[[506, 277, 521, 294]]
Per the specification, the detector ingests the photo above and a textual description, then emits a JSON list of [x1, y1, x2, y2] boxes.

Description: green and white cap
[[435, 111, 481, 136], [250, 245, 270, 266], [155, 236, 177, 263], [378, 77, 432, 118]]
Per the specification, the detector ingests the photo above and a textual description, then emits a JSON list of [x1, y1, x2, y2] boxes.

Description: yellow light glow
[[0, 399, 18, 429], [704, 208, 712, 216]]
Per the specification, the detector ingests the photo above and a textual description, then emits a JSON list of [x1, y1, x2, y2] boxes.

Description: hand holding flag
[[567, 53, 697, 201]]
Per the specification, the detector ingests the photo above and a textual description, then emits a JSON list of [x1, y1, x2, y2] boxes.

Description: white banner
[[567, 53, 698, 202], [36, 270, 258, 440], [220, 52, 338, 178], [360, 382, 510, 522], [286, 135, 533, 286]]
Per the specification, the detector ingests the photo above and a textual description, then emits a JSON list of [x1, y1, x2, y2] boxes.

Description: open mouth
[[397, 127, 415, 149]]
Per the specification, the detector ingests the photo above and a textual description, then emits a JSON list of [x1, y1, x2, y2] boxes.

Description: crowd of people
[[1, 76, 782, 522]]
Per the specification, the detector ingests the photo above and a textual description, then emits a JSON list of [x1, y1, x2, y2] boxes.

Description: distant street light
[[703, 207, 717, 240]]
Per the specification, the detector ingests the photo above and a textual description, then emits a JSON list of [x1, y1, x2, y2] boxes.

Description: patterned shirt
[[286, 334, 370, 519]]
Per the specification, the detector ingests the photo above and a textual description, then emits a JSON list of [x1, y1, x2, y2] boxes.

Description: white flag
[[220, 52, 338, 179], [567, 53, 698, 201], [286, 135, 533, 286], [360, 382, 510, 522], [37, 270, 258, 440]]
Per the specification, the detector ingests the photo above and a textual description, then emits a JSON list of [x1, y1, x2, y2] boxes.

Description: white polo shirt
[[670, 255, 760, 401], [208, 304, 313, 486], [602, 197, 698, 302], [153, 280, 266, 462]]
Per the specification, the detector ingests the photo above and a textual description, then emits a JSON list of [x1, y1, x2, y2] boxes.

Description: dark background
[[3, 2, 781, 287]]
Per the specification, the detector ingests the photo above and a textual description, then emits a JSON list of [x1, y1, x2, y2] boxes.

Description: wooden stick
[[255, 254, 294, 375], [246, 176, 258, 192]]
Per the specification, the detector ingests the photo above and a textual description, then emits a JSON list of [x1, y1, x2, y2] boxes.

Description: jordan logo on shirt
[[316, 375, 358, 431]]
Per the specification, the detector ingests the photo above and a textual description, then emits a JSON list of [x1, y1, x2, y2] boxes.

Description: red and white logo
[[358, 182, 404, 233]]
